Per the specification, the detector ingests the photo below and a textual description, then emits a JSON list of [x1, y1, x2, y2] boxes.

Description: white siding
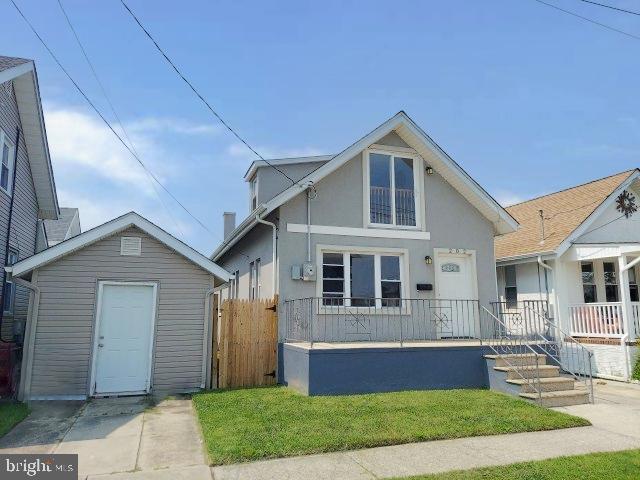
[[28, 226, 214, 398]]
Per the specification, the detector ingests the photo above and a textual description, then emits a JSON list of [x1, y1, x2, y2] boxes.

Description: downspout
[[255, 214, 278, 297], [0, 126, 21, 342], [201, 287, 215, 389], [10, 273, 40, 402]]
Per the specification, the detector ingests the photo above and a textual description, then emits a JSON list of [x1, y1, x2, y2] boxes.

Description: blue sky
[[2, 0, 640, 253]]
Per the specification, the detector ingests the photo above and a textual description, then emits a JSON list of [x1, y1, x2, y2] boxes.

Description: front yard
[[0, 402, 29, 437], [193, 386, 589, 465], [399, 449, 640, 479]]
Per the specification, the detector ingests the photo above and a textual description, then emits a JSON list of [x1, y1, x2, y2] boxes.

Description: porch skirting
[[281, 342, 491, 395]]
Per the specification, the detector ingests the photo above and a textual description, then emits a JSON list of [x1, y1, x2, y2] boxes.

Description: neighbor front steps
[[485, 353, 590, 407]]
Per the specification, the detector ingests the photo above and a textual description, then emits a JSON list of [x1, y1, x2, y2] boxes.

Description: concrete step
[[507, 376, 575, 393], [519, 390, 590, 407], [494, 364, 560, 380], [485, 353, 546, 368]]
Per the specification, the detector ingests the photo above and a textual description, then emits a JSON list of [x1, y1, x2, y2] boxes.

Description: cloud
[[128, 117, 221, 136], [493, 190, 525, 207]]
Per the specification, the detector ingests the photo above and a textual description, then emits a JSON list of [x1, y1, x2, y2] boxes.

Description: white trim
[[433, 248, 479, 301], [243, 154, 334, 181], [9, 212, 233, 281], [315, 244, 411, 311], [556, 170, 640, 257], [90, 281, 158, 396], [0, 61, 34, 84], [0, 128, 15, 196], [368, 143, 417, 154], [287, 223, 430, 240]]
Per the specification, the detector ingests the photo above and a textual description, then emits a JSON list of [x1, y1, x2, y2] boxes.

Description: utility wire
[[575, 0, 640, 17], [118, 0, 306, 189], [56, 0, 185, 238], [10, 0, 216, 237], [531, 0, 640, 41]]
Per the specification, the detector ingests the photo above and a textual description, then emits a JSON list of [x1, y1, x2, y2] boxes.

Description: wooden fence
[[216, 297, 278, 388]]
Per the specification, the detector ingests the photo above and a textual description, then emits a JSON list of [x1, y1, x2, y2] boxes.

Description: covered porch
[[563, 244, 640, 343]]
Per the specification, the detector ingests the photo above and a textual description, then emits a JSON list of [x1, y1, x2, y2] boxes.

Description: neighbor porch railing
[[283, 298, 500, 345], [568, 302, 627, 337]]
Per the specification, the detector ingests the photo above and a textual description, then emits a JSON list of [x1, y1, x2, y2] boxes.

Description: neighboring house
[[212, 111, 525, 395], [495, 170, 640, 381], [9, 212, 231, 401], [0, 56, 58, 347], [43, 207, 81, 247]]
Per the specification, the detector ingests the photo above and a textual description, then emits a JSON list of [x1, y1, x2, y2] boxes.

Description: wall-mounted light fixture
[[425, 166, 434, 175], [424, 255, 433, 265]]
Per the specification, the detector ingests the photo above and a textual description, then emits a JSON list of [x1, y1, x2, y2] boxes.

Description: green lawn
[[192, 387, 589, 465], [0, 402, 29, 437], [398, 449, 640, 479]]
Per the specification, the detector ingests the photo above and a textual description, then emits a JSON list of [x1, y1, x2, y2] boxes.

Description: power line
[[10, 0, 215, 237], [531, 0, 640, 41], [118, 0, 306, 189], [56, 0, 185, 238], [575, 0, 640, 17]]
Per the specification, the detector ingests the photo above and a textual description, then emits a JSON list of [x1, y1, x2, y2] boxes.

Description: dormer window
[[365, 149, 421, 228], [249, 176, 258, 211]]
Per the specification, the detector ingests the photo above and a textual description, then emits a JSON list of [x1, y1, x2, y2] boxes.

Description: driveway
[[0, 396, 212, 479]]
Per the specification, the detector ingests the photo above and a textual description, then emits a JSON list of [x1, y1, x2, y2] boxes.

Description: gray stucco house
[[212, 112, 526, 395], [0, 56, 59, 398]]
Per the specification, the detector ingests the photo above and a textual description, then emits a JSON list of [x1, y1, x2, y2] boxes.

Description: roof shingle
[[0, 55, 31, 73], [495, 170, 636, 261]]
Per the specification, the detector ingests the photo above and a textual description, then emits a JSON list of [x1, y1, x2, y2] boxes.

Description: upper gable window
[[366, 150, 420, 228], [249, 177, 258, 211], [0, 129, 15, 196]]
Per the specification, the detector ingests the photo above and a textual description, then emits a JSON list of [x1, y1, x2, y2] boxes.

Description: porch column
[[617, 255, 632, 341]]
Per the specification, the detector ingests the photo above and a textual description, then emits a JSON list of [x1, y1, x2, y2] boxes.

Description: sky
[[2, 0, 640, 253]]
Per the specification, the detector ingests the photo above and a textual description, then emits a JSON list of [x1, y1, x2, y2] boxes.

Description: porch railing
[[284, 298, 499, 345], [569, 302, 625, 337]]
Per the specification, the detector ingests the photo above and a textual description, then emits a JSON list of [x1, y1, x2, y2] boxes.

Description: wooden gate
[[216, 297, 278, 388]]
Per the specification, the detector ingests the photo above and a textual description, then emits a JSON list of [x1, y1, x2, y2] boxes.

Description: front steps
[[485, 353, 590, 407]]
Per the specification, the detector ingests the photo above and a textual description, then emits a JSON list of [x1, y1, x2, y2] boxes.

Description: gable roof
[[244, 154, 334, 181], [213, 111, 518, 261], [495, 170, 638, 262], [43, 207, 80, 244], [0, 56, 58, 219], [8, 212, 233, 282]]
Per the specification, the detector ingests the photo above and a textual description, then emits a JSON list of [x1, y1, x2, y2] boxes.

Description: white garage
[[8, 212, 231, 401]]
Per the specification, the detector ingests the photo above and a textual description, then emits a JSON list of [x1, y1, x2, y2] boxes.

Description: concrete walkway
[[212, 381, 640, 480], [0, 396, 212, 479]]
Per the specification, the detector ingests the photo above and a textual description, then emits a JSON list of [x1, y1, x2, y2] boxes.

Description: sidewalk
[[212, 381, 640, 480]]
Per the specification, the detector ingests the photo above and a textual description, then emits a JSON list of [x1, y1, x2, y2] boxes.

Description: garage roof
[[8, 212, 233, 281]]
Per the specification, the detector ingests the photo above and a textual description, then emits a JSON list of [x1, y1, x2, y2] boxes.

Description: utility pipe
[[255, 214, 278, 297], [621, 333, 631, 382], [10, 274, 40, 402], [201, 287, 215, 389]]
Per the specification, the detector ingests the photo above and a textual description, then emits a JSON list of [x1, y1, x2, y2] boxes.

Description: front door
[[434, 250, 478, 338], [93, 283, 156, 395]]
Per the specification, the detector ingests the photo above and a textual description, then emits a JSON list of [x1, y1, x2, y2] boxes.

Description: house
[[43, 207, 81, 246], [0, 56, 59, 397], [495, 170, 640, 381], [212, 111, 527, 395], [9, 212, 232, 401]]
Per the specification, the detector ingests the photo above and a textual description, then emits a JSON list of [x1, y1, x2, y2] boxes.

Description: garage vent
[[121, 236, 142, 256]]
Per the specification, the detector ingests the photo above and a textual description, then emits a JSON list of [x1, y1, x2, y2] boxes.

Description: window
[[367, 151, 418, 227], [0, 129, 14, 195], [229, 270, 239, 299], [581, 262, 597, 303], [3, 249, 18, 314], [629, 267, 639, 302], [249, 177, 258, 211], [603, 262, 619, 302], [321, 250, 404, 308], [249, 258, 261, 299], [504, 265, 517, 308]]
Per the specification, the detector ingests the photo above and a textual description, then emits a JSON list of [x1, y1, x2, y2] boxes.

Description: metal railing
[[523, 304, 594, 402], [490, 300, 551, 340], [483, 306, 543, 403], [370, 186, 415, 226], [284, 298, 500, 345]]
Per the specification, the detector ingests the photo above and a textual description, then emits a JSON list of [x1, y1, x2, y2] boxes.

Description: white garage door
[[93, 282, 157, 395]]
